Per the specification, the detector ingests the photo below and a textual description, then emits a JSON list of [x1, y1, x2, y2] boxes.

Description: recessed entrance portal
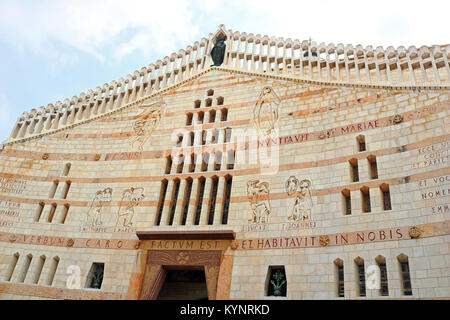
[[132, 231, 236, 300], [157, 268, 208, 300]]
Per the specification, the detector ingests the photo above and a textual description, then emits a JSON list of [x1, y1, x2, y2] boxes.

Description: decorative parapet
[[4, 24, 450, 144]]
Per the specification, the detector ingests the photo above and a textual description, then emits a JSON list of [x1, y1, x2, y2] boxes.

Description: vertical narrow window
[[357, 135, 366, 152], [176, 134, 183, 147], [194, 178, 206, 225], [342, 189, 351, 215], [211, 129, 219, 144], [62, 163, 71, 176], [198, 111, 204, 124], [355, 257, 366, 297], [59, 204, 70, 224], [194, 100, 201, 108], [214, 152, 222, 171], [222, 175, 233, 224], [209, 110, 216, 123], [168, 179, 180, 226], [189, 153, 196, 173], [176, 155, 184, 174], [49, 180, 58, 198], [334, 259, 345, 297], [32, 255, 46, 284], [18, 254, 32, 283], [380, 184, 392, 210], [361, 187, 371, 213], [265, 266, 287, 297], [224, 128, 232, 143], [181, 179, 193, 225], [208, 177, 219, 225], [46, 256, 60, 286], [202, 152, 210, 172], [205, 99, 212, 107], [376, 256, 389, 296], [221, 108, 228, 121], [201, 130, 207, 145], [368, 155, 378, 179], [189, 131, 195, 146], [61, 181, 71, 199], [5, 253, 19, 282], [217, 97, 224, 106], [398, 254, 412, 296], [85, 263, 105, 289], [349, 158, 359, 182], [227, 150, 235, 170], [186, 113, 193, 126], [47, 203, 57, 223], [34, 202, 45, 222], [155, 180, 168, 226], [165, 156, 172, 174]]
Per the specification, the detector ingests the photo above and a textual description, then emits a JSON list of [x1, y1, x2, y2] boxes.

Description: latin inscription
[[147, 240, 222, 250], [0, 220, 13, 227], [413, 141, 449, 169], [0, 201, 20, 219], [242, 223, 266, 232], [282, 221, 317, 230], [81, 226, 136, 233], [237, 227, 406, 250], [105, 152, 142, 161], [417, 174, 450, 213], [0, 178, 27, 195]]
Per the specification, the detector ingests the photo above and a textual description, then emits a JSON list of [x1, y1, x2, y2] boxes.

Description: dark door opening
[[157, 268, 208, 300]]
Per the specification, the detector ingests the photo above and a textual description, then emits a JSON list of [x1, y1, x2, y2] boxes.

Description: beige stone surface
[[0, 26, 449, 300]]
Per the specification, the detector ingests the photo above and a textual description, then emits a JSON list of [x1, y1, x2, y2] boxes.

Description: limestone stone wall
[[0, 69, 448, 299]]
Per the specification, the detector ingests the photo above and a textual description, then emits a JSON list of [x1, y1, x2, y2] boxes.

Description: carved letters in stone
[[116, 187, 145, 227], [85, 188, 113, 227], [253, 86, 281, 138], [129, 99, 165, 151], [246, 179, 271, 224], [285, 176, 313, 221]]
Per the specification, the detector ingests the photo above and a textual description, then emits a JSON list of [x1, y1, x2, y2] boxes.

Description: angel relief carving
[[253, 86, 281, 138], [116, 187, 145, 228], [129, 99, 165, 151], [247, 179, 271, 224]]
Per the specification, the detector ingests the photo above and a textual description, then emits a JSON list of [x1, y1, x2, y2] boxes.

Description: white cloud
[[0, 0, 200, 63], [231, 0, 449, 47], [0, 0, 447, 67]]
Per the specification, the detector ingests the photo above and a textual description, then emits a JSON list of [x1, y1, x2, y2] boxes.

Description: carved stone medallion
[[176, 251, 190, 265], [408, 226, 423, 239], [393, 114, 404, 124], [319, 235, 330, 247]]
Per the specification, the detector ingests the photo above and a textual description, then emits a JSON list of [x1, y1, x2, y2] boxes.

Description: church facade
[[0, 25, 448, 299]]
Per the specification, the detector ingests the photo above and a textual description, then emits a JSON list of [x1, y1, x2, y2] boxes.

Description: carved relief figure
[[116, 187, 145, 227], [129, 99, 165, 151], [86, 188, 113, 227], [285, 176, 313, 221], [247, 179, 271, 224], [253, 86, 281, 138]]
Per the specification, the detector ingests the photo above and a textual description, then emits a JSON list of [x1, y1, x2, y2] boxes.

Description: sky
[[0, 0, 448, 142]]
